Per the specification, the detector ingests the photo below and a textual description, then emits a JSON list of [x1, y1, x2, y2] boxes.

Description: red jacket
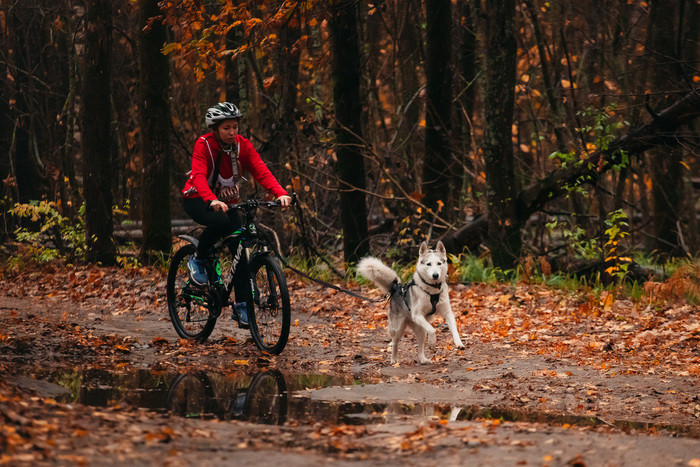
[[182, 133, 287, 203]]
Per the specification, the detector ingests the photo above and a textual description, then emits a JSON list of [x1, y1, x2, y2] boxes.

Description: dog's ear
[[419, 241, 428, 256], [436, 241, 446, 255]]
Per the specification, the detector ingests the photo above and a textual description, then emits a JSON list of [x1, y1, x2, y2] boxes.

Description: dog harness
[[390, 278, 441, 316]]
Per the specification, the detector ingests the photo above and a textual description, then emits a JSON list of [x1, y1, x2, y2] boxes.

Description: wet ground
[[2, 273, 700, 465], [9, 365, 700, 438]]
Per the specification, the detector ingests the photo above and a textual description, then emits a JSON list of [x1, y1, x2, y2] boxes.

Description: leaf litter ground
[[1, 264, 700, 465]]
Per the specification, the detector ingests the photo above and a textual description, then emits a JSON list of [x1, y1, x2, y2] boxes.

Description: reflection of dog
[[357, 241, 465, 364]]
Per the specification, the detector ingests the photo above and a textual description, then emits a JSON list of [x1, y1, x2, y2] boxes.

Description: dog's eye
[[426, 262, 431, 266]]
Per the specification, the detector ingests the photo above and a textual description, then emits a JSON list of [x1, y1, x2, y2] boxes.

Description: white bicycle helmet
[[205, 102, 243, 127]]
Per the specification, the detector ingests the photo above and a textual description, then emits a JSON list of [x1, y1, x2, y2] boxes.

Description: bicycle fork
[[222, 239, 252, 307]]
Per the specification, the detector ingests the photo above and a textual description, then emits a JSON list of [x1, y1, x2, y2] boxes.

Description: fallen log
[[443, 90, 700, 251], [518, 90, 700, 220], [442, 214, 488, 254]]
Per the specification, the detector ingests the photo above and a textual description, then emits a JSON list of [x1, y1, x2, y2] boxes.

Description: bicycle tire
[[247, 254, 291, 354], [243, 369, 288, 425], [166, 372, 217, 419], [167, 244, 219, 341]]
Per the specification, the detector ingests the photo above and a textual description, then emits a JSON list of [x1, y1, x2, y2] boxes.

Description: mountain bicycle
[[166, 196, 293, 354]]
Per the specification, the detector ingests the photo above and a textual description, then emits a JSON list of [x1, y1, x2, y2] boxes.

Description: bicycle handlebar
[[225, 192, 296, 211]]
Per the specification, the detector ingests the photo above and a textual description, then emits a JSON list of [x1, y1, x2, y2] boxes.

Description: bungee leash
[[274, 252, 387, 303]]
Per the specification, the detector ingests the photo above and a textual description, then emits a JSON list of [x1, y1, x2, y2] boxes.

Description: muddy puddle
[[19, 367, 700, 438]]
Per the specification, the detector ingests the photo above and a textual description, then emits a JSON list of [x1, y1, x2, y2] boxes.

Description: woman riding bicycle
[[182, 102, 291, 328]]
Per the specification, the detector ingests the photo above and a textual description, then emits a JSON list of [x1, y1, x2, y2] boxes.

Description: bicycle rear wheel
[[167, 244, 219, 341], [247, 254, 291, 354], [167, 372, 217, 419]]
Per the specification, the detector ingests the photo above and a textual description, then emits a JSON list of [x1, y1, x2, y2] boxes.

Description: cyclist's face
[[216, 119, 239, 145]]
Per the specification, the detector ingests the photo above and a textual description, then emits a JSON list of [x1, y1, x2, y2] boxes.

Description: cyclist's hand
[[277, 195, 292, 207], [211, 200, 228, 212]]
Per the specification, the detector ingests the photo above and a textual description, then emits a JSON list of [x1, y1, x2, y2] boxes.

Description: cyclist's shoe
[[233, 302, 249, 329], [230, 391, 247, 417], [187, 256, 208, 286]]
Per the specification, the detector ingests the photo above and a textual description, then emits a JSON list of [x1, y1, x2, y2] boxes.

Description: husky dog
[[357, 241, 465, 364]]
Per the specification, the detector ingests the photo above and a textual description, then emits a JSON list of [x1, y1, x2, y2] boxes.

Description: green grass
[[284, 250, 342, 283], [451, 254, 513, 284]]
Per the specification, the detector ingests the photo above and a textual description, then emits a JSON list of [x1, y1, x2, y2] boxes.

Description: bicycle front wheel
[[167, 244, 219, 341], [247, 254, 291, 354], [244, 370, 288, 425]]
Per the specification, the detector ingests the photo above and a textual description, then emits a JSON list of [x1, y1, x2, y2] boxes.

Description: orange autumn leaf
[[152, 336, 169, 346]]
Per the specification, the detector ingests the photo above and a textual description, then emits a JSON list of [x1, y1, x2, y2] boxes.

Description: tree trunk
[[523, 0, 567, 153], [422, 0, 453, 218], [262, 8, 300, 177], [330, 0, 369, 264], [482, 0, 521, 269], [9, 1, 43, 204], [395, 0, 423, 188], [225, 24, 242, 105], [683, 0, 700, 251], [62, 0, 85, 223], [137, 0, 172, 260], [0, 25, 11, 213], [646, 0, 685, 256], [82, 0, 116, 265], [309, 16, 325, 123], [280, 12, 300, 143], [450, 0, 477, 218], [364, 1, 391, 146], [261, 9, 300, 252]]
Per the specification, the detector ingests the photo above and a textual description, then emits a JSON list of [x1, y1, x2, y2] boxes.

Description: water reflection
[[26, 367, 700, 437], [37, 367, 173, 411], [29, 367, 353, 425], [168, 370, 287, 424]]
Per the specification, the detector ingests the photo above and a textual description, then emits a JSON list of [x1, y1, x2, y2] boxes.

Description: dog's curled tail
[[356, 256, 400, 294]]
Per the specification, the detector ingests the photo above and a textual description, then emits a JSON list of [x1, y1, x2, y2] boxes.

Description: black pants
[[183, 197, 242, 258], [183, 197, 246, 302]]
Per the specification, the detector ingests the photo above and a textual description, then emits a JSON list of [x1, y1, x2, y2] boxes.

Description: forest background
[[1, 0, 699, 283]]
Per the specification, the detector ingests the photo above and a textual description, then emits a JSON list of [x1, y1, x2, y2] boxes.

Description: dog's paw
[[427, 331, 437, 348], [418, 356, 432, 365], [456, 344, 465, 350]]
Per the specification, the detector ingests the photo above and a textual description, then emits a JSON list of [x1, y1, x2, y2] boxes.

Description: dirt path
[[2, 269, 700, 465]]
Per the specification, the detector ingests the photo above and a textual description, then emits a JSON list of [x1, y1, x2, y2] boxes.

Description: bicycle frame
[[176, 199, 276, 307]]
